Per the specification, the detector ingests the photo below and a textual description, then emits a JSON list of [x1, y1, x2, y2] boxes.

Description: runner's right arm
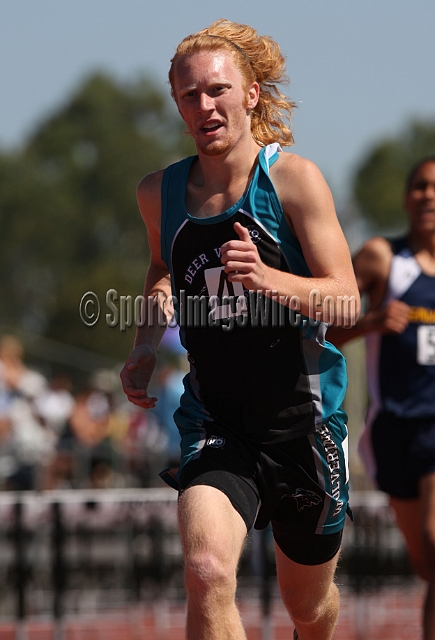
[[120, 170, 172, 409]]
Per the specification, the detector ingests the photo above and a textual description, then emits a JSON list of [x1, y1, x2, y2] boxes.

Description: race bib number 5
[[417, 325, 435, 365]]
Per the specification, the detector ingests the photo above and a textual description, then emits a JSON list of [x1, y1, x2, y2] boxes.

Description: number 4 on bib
[[204, 266, 248, 320]]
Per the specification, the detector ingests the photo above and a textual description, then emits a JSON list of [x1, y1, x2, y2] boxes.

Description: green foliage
[[0, 72, 194, 362], [353, 119, 435, 232]]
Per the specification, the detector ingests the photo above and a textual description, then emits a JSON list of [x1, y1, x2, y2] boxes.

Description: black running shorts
[[171, 413, 349, 566]]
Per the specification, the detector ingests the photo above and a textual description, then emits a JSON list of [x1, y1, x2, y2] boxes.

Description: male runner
[[329, 157, 435, 640], [121, 19, 359, 640]]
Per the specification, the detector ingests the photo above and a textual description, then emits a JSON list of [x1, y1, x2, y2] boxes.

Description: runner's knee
[[282, 581, 339, 626], [184, 550, 237, 597]]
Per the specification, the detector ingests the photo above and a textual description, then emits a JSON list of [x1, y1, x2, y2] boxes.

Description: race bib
[[204, 266, 247, 320], [417, 325, 435, 365]]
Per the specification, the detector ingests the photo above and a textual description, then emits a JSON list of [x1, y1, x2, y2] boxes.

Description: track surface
[[0, 583, 424, 640]]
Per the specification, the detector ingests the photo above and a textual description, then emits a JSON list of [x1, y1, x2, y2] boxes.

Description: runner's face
[[405, 161, 435, 233], [172, 50, 259, 156]]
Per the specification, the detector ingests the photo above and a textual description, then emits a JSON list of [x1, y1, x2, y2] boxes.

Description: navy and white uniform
[[159, 144, 350, 548], [359, 236, 435, 497]]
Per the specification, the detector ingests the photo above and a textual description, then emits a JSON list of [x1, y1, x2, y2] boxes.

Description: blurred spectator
[[123, 405, 168, 487], [34, 374, 75, 435], [147, 325, 187, 472], [88, 367, 159, 487], [0, 335, 190, 490], [159, 323, 187, 356], [0, 335, 54, 490], [150, 358, 186, 469], [46, 388, 118, 489]]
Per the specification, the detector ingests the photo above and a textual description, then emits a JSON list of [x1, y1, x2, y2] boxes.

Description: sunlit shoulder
[[137, 169, 164, 203], [136, 169, 165, 227], [270, 151, 335, 213]]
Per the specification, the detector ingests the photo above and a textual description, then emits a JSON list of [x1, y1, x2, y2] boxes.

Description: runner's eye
[[183, 90, 197, 100]]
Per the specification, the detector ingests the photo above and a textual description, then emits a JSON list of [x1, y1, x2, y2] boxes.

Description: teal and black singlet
[[160, 143, 348, 444]]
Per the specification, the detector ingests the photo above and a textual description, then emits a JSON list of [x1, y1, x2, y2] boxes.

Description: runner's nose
[[198, 92, 214, 112]]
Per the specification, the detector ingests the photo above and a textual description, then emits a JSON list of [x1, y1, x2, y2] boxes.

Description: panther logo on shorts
[[206, 435, 225, 448], [291, 488, 322, 511]]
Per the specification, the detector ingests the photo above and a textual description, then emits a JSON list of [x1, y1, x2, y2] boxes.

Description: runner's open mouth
[[202, 124, 222, 132]]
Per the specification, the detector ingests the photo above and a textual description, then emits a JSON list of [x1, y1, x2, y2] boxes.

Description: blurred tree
[[0, 72, 194, 362], [353, 119, 435, 232]]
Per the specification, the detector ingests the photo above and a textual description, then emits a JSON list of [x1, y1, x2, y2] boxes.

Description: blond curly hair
[[169, 19, 296, 147]]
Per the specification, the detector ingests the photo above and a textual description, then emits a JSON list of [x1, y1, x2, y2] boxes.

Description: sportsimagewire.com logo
[[79, 288, 358, 331]]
